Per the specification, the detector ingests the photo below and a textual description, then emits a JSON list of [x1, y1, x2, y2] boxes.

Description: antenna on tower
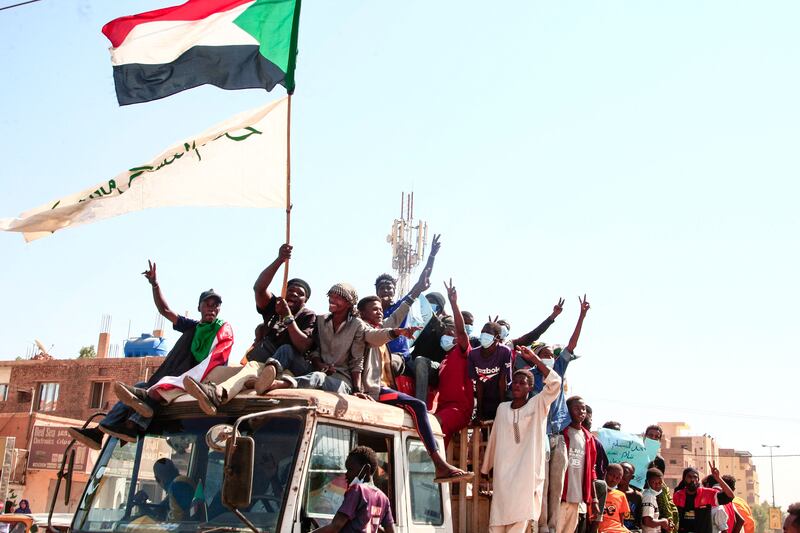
[[386, 191, 429, 296]]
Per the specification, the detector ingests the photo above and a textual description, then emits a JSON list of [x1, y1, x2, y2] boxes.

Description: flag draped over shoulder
[[0, 98, 289, 242], [103, 0, 302, 105], [149, 321, 234, 393]]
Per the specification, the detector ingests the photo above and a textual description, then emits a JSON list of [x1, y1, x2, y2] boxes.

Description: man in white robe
[[481, 345, 562, 533]]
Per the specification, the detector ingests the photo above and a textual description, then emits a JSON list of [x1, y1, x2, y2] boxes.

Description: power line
[[0, 0, 43, 12], [593, 397, 800, 424]]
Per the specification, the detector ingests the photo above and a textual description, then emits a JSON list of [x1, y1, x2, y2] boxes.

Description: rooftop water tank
[[124, 333, 169, 357]]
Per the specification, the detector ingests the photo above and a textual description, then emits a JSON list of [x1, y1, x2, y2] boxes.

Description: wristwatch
[[282, 315, 295, 326]]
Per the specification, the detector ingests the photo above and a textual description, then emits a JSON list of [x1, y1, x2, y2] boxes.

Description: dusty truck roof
[[167, 387, 444, 437]]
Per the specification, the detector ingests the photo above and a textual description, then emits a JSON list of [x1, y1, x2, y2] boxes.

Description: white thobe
[[481, 370, 562, 527]]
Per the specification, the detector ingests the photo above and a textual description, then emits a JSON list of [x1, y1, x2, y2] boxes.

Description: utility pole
[[761, 444, 779, 507]]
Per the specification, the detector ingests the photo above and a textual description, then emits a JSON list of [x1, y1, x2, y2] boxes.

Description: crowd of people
[[65, 236, 787, 533]]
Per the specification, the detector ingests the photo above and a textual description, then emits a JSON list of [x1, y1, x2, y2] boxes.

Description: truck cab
[[69, 388, 455, 533]]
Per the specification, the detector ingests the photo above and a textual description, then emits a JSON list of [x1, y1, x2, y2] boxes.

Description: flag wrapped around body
[[0, 97, 289, 242], [149, 320, 234, 393], [103, 0, 302, 105]]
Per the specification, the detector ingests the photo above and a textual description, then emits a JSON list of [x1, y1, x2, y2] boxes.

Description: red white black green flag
[[103, 0, 302, 105]]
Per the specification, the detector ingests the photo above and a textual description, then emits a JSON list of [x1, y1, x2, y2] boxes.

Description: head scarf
[[328, 283, 358, 306]]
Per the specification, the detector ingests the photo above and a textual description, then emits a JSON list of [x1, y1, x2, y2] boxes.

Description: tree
[[753, 500, 773, 533], [78, 345, 96, 359]]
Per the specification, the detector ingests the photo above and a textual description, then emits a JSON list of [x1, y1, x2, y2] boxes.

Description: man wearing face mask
[[435, 280, 478, 447], [461, 310, 481, 348], [520, 296, 590, 533], [468, 321, 513, 422], [642, 468, 673, 533], [312, 446, 395, 533], [673, 463, 734, 533], [405, 290, 450, 402]]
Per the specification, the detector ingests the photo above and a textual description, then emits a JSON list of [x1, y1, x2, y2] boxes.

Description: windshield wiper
[[198, 526, 258, 533]]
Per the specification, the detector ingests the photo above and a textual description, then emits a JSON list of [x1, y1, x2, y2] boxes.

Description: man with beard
[[673, 463, 734, 533]]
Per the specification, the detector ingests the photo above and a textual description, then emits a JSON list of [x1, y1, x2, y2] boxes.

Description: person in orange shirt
[[722, 476, 754, 533], [598, 464, 630, 533]]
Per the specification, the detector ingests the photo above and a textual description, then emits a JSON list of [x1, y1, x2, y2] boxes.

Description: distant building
[[0, 355, 164, 514], [719, 448, 760, 505]]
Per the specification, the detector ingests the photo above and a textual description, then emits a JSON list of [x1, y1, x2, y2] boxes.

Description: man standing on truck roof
[[469, 320, 513, 422], [69, 261, 234, 449], [356, 278, 472, 484], [184, 244, 316, 414], [481, 351, 562, 533]]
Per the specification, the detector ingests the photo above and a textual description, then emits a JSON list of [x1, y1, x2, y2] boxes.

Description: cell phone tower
[[386, 192, 428, 296]]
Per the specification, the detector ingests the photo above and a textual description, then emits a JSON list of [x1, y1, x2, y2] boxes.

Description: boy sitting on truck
[[312, 446, 395, 533], [356, 279, 472, 484]]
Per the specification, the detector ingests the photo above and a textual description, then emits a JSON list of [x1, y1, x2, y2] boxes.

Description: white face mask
[[349, 465, 368, 487], [479, 333, 495, 349], [499, 325, 510, 340], [540, 357, 555, 369], [439, 335, 456, 351]]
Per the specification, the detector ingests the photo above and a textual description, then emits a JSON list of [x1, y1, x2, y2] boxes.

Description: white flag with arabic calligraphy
[[0, 97, 288, 242]]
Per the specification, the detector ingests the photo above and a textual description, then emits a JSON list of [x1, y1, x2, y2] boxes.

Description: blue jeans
[[295, 371, 351, 394], [100, 382, 157, 432], [271, 344, 311, 376], [378, 388, 438, 453], [406, 356, 439, 402]]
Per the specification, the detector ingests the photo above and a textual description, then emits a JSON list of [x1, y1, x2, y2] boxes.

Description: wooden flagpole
[[281, 93, 292, 298]]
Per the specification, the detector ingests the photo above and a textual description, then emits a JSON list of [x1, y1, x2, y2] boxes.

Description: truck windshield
[[72, 414, 303, 533]]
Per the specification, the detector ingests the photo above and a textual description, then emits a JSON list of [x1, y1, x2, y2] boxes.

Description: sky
[[0, 0, 798, 507]]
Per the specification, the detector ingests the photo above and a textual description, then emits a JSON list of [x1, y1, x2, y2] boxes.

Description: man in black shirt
[[185, 244, 315, 415]]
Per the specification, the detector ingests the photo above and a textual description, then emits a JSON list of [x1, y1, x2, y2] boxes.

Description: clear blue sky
[[1, 1, 797, 505]]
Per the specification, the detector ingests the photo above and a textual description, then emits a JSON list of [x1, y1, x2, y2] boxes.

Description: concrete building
[[719, 448, 760, 505], [0, 355, 164, 514], [657, 421, 759, 504]]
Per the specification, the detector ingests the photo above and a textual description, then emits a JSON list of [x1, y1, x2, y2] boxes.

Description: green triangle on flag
[[235, 0, 302, 93]]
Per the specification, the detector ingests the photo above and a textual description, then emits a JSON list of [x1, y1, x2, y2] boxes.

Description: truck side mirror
[[64, 448, 75, 506], [222, 436, 254, 510]]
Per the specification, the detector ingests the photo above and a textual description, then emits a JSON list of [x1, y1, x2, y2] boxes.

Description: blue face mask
[[439, 335, 456, 351], [349, 465, 368, 487], [479, 333, 495, 349], [499, 325, 510, 340], [430, 303, 440, 314], [464, 324, 474, 337]]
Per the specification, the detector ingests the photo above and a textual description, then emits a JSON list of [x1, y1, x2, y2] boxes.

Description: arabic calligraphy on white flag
[[0, 97, 288, 242]]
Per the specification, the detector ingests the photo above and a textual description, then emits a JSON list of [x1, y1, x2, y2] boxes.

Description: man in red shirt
[[434, 279, 475, 448], [673, 463, 734, 533]]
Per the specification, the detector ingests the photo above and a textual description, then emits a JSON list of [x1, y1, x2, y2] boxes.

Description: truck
[[51, 387, 492, 533]]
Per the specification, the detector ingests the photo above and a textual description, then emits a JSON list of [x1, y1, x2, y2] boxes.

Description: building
[[718, 448, 761, 505], [0, 355, 165, 514], [657, 421, 759, 504]]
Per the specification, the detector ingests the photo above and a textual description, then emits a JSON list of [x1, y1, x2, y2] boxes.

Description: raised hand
[[578, 294, 590, 314], [488, 314, 499, 324], [552, 298, 565, 317], [278, 243, 293, 262], [444, 278, 458, 302], [516, 345, 537, 365], [430, 234, 442, 256], [411, 274, 431, 297], [275, 297, 290, 317], [142, 260, 158, 286], [708, 460, 720, 480]]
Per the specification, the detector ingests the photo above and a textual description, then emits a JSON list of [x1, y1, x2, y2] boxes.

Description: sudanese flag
[[102, 0, 302, 105]]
